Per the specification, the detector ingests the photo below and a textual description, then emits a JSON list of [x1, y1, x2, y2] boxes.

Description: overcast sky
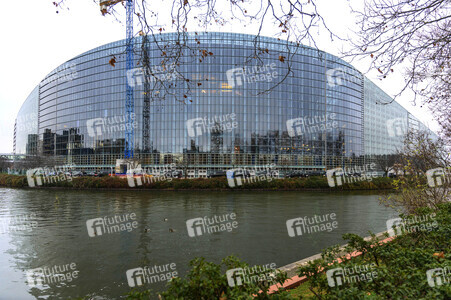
[[0, 0, 439, 154]]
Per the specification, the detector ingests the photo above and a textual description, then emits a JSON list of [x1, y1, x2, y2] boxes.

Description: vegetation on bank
[[123, 255, 292, 299], [0, 173, 395, 190], [119, 203, 450, 299], [121, 203, 450, 299], [294, 203, 451, 299]]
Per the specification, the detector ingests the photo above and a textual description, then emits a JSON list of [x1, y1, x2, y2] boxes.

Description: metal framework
[[141, 35, 151, 152], [99, 0, 135, 158], [124, 0, 135, 158]]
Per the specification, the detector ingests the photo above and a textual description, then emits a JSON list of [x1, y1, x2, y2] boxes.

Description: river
[[0, 188, 396, 299]]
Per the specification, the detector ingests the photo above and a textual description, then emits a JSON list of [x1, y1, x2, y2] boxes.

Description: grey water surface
[[0, 188, 396, 299]]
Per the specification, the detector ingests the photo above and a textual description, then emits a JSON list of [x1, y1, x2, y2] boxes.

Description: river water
[[0, 188, 396, 299]]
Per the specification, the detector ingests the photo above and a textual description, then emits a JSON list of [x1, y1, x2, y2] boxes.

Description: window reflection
[[15, 32, 382, 169]]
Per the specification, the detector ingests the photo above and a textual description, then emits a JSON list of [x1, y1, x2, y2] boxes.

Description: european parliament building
[[14, 32, 433, 174]]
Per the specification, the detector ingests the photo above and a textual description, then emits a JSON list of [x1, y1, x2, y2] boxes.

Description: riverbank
[[270, 231, 392, 292], [148, 202, 450, 299], [0, 174, 395, 190], [286, 202, 450, 298]]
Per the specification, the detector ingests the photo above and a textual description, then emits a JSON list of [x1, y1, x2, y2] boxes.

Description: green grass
[[288, 280, 319, 298]]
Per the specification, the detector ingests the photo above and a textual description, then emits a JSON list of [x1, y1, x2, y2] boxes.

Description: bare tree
[[13, 155, 59, 171], [0, 156, 11, 173], [122, 157, 142, 171], [400, 130, 449, 175], [175, 155, 192, 179], [348, 0, 451, 139], [51, 0, 337, 101], [380, 129, 450, 214], [373, 154, 401, 177]]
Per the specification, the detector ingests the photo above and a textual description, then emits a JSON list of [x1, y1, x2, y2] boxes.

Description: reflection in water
[[0, 188, 396, 299]]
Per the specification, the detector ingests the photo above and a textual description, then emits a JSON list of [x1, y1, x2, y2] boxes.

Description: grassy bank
[[291, 202, 451, 299], [0, 173, 394, 190]]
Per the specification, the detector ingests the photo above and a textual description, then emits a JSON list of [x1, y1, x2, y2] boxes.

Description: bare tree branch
[[52, 0, 339, 102], [346, 0, 451, 139]]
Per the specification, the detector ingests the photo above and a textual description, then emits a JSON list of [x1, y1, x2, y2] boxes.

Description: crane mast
[[100, 0, 135, 159], [124, 0, 135, 158], [142, 35, 151, 153]]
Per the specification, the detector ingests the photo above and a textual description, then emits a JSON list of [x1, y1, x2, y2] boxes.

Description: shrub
[[159, 256, 291, 299], [297, 203, 451, 299], [0, 174, 395, 191]]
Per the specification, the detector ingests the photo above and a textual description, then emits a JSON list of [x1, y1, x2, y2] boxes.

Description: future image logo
[[126, 64, 179, 87], [86, 118, 104, 137], [326, 267, 345, 287], [26, 268, 45, 288], [186, 113, 237, 138], [326, 67, 360, 88], [186, 213, 238, 237], [186, 118, 204, 137], [26, 263, 79, 287], [385, 217, 404, 237], [426, 267, 450, 287], [226, 263, 277, 287], [40, 62, 78, 86], [386, 118, 407, 137], [286, 114, 337, 137], [15, 113, 37, 133], [126, 263, 178, 287], [386, 214, 438, 237], [226, 164, 278, 188], [86, 113, 137, 137], [86, 213, 138, 237], [426, 167, 450, 187], [0, 213, 38, 234], [326, 164, 377, 187], [226, 268, 244, 287], [126, 164, 176, 187], [126, 268, 146, 287], [326, 68, 346, 87], [326, 168, 344, 187], [286, 213, 338, 237], [226, 169, 244, 188], [326, 264, 378, 287], [226, 64, 277, 88], [26, 166, 72, 188]]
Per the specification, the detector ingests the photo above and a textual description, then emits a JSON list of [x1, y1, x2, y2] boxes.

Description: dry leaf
[[109, 57, 116, 67], [433, 252, 444, 259]]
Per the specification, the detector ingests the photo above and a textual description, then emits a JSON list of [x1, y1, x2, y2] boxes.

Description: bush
[[297, 202, 451, 299], [0, 174, 395, 191], [158, 256, 291, 299]]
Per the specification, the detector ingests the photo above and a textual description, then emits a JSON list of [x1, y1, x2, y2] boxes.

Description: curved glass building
[[14, 32, 433, 173]]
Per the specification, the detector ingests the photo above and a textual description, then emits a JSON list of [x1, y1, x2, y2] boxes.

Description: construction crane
[[100, 0, 135, 159], [141, 34, 151, 153]]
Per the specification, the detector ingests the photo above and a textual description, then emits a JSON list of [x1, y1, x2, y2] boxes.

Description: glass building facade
[[14, 86, 39, 156], [14, 32, 433, 172]]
